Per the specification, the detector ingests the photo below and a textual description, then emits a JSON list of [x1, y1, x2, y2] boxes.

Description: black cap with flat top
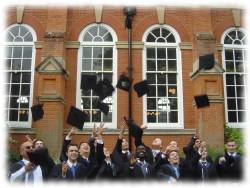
[[194, 94, 210, 108], [96, 101, 109, 115], [93, 79, 115, 100], [81, 74, 97, 90], [116, 75, 132, 92], [66, 106, 87, 130], [199, 54, 215, 70], [31, 104, 44, 121], [133, 80, 150, 97]]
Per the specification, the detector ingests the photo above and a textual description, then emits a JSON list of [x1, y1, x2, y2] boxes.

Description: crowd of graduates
[[8, 120, 243, 184]]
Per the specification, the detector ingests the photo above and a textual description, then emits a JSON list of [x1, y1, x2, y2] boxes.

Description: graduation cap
[[27, 147, 48, 165], [66, 106, 87, 130], [116, 75, 132, 92], [199, 54, 215, 70], [133, 80, 150, 97], [128, 122, 143, 140], [93, 79, 115, 100], [96, 101, 109, 115], [31, 104, 44, 121], [81, 74, 97, 90], [194, 94, 210, 108]]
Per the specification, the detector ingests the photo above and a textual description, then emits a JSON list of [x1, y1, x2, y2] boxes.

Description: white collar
[[67, 160, 77, 168], [228, 152, 236, 157], [22, 159, 30, 165]]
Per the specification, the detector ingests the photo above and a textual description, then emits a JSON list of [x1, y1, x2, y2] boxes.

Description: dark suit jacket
[[129, 161, 155, 180], [188, 151, 218, 181], [214, 152, 243, 180], [50, 162, 88, 181]]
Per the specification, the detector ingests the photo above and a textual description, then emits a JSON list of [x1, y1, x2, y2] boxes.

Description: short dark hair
[[79, 142, 88, 149], [66, 143, 78, 152], [227, 139, 237, 144]]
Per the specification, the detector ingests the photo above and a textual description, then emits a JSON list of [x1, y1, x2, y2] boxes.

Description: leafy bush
[[7, 137, 20, 166]]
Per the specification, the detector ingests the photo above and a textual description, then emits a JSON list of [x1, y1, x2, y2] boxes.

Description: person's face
[[152, 138, 162, 149], [227, 141, 237, 154], [20, 142, 35, 160], [201, 148, 208, 159], [168, 151, 179, 165], [35, 140, 43, 149], [103, 148, 110, 158], [169, 141, 178, 150], [79, 143, 90, 154], [66, 146, 79, 162], [136, 145, 146, 158], [194, 139, 201, 149], [122, 139, 129, 151]]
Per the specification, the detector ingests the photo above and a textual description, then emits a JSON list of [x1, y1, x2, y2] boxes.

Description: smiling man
[[50, 144, 88, 181]]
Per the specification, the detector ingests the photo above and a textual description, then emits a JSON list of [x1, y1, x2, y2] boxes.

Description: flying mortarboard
[[116, 75, 132, 92], [194, 94, 210, 108], [133, 80, 150, 97], [66, 106, 87, 130], [31, 104, 44, 121], [96, 101, 109, 115], [199, 54, 215, 70], [93, 79, 115, 100], [27, 147, 48, 165], [81, 74, 97, 90]]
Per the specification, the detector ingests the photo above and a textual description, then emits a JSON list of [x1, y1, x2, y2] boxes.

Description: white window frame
[[76, 23, 118, 129], [4, 23, 37, 128], [142, 24, 183, 129], [221, 27, 248, 128]]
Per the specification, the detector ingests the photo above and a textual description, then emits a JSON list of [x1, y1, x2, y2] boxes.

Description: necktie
[[201, 162, 208, 180], [71, 165, 76, 178], [141, 162, 148, 178]]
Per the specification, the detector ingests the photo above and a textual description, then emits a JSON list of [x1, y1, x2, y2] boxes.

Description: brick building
[[4, 5, 247, 156]]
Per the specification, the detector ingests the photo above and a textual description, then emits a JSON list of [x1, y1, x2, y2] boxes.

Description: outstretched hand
[[25, 135, 36, 144], [67, 127, 78, 139]]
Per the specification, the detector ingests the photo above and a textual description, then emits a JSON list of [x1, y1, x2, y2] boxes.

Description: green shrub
[[7, 137, 20, 166]]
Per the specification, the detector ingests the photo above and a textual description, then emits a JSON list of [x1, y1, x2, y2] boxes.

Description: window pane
[[225, 50, 234, 60], [226, 86, 235, 97], [235, 61, 244, 72], [147, 98, 156, 109], [93, 59, 102, 70], [162, 29, 170, 38], [21, 84, 30, 95], [82, 98, 91, 109], [104, 47, 113, 58], [13, 47, 22, 58], [225, 61, 234, 72], [224, 35, 232, 44], [157, 48, 166, 59], [148, 85, 156, 97], [168, 86, 177, 97], [167, 48, 176, 59], [236, 74, 244, 85], [227, 99, 236, 110], [12, 73, 21, 83], [157, 60, 166, 71], [24, 33, 33, 42], [93, 47, 102, 58], [236, 86, 245, 97], [10, 27, 19, 37], [82, 47, 92, 58], [168, 60, 177, 71], [23, 47, 32, 58], [237, 99, 245, 110], [228, 111, 237, 122], [152, 28, 160, 37], [89, 27, 98, 36], [6, 33, 14, 42], [19, 111, 29, 121], [92, 111, 101, 122], [12, 59, 21, 70], [103, 73, 112, 83], [168, 73, 177, 84], [147, 60, 156, 71], [22, 73, 31, 83], [146, 33, 156, 42], [158, 111, 167, 122], [157, 73, 166, 84], [238, 111, 246, 122], [9, 110, 18, 121], [10, 97, 19, 108], [169, 98, 177, 110], [166, 34, 175, 43], [147, 73, 156, 84], [103, 33, 113, 41], [11, 84, 20, 95], [147, 111, 156, 122], [169, 111, 178, 122], [83, 32, 93, 41], [5, 47, 12, 58], [147, 48, 155, 58], [82, 59, 91, 70], [226, 74, 235, 85], [22, 59, 31, 70], [103, 60, 113, 71], [158, 85, 167, 96]]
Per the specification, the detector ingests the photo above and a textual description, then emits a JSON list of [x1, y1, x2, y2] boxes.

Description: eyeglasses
[[25, 145, 34, 150]]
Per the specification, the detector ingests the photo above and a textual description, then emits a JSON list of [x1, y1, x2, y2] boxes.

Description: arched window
[[142, 25, 183, 129], [222, 27, 247, 128], [77, 24, 117, 128], [4, 24, 36, 128]]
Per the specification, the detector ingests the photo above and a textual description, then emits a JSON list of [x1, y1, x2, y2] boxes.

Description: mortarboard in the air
[[199, 54, 215, 70], [133, 80, 150, 97], [81, 74, 97, 90], [194, 94, 210, 108], [116, 75, 132, 92], [93, 79, 115, 100], [66, 106, 87, 130], [96, 101, 109, 115], [123, 117, 143, 140], [31, 104, 44, 121]]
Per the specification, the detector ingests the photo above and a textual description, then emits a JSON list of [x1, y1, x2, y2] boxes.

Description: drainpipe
[[124, 7, 136, 151]]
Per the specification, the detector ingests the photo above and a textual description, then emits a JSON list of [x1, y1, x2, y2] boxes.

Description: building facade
[[5, 6, 247, 156]]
